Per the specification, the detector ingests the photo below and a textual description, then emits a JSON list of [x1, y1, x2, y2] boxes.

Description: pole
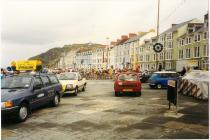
[[106, 37, 109, 69], [156, 0, 160, 71]]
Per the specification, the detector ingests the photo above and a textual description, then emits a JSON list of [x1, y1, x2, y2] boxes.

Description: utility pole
[[156, 0, 160, 71], [106, 37, 110, 69]]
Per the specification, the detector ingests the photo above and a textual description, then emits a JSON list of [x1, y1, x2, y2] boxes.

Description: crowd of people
[[0, 65, 191, 80], [51, 67, 140, 80]]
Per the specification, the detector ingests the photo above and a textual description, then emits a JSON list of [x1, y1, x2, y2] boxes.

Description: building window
[[181, 39, 184, 46], [188, 27, 194, 34], [204, 32, 208, 40], [194, 46, 200, 58], [166, 33, 172, 40], [146, 55, 150, 61], [167, 41, 173, 48], [153, 54, 156, 61], [140, 56, 143, 61], [195, 34, 201, 42], [179, 50, 183, 59], [197, 34, 201, 41], [188, 37, 191, 44], [203, 45, 209, 57], [185, 37, 191, 45], [185, 48, 191, 59]]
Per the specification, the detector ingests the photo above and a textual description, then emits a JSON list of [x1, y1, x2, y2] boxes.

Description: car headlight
[[66, 84, 73, 89], [1, 101, 14, 108]]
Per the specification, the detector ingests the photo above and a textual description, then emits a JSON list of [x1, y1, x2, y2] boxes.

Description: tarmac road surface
[[1, 80, 209, 139]]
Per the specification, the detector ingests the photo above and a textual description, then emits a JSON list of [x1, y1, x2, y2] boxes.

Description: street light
[[156, 0, 160, 71], [106, 37, 110, 69]]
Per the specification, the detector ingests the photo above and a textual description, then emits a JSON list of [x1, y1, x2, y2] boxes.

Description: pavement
[[1, 80, 209, 139]]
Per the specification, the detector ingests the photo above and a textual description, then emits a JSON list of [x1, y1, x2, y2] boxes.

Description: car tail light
[[118, 82, 123, 85]]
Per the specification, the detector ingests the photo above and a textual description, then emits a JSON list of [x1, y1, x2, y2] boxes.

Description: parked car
[[148, 71, 179, 89], [57, 72, 87, 96], [139, 71, 153, 83], [1, 73, 63, 122], [114, 72, 142, 97]]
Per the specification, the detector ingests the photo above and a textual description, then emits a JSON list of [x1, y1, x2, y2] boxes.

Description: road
[[2, 80, 209, 139]]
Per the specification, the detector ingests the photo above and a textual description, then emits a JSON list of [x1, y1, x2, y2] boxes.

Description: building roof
[[160, 19, 195, 35], [178, 26, 207, 39], [124, 32, 148, 44]]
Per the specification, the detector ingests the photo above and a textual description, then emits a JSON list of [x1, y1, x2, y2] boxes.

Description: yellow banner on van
[[15, 60, 41, 71]]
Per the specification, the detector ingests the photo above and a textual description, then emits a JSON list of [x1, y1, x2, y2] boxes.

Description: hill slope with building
[[28, 43, 105, 68]]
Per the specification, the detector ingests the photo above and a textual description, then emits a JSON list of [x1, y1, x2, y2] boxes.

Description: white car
[[57, 72, 87, 96]]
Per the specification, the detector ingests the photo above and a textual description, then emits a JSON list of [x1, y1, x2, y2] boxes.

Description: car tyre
[[139, 91, 142, 96], [135, 92, 140, 97], [51, 93, 60, 107], [115, 92, 119, 97], [157, 84, 162, 89], [82, 84, 86, 92], [74, 87, 78, 96], [17, 103, 29, 122]]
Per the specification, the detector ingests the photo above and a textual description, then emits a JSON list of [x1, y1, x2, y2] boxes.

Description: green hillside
[[28, 43, 104, 68]]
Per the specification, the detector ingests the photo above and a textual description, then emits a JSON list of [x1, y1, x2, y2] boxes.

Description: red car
[[114, 72, 142, 97]]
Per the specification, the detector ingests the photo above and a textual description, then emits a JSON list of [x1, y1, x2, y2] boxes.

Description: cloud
[[1, 0, 208, 67]]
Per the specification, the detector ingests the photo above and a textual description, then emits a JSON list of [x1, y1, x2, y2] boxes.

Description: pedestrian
[[180, 66, 186, 76], [1, 68, 6, 79]]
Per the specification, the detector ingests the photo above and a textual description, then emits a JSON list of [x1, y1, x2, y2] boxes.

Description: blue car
[[1, 73, 63, 122], [148, 71, 179, 89]]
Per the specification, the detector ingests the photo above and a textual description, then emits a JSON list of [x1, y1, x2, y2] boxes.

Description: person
[[1, 68, 6, 79], [180, 66, 186, 76]]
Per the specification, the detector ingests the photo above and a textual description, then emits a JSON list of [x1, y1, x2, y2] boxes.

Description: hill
[[28, 43, 105, 68]]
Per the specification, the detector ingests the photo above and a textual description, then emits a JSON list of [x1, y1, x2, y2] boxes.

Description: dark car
[[114, 72, 142, 97], [139, 71, 153, 83], [1, 73, 63, 122]]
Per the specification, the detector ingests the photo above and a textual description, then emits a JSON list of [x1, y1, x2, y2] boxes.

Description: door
[[31, 77, 46, 109], [78, 74, 83, 90], [40, 76, 55, 102]]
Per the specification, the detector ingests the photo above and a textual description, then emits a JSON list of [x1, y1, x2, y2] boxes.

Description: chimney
[[128, 33, 137, 38], [121, 35, 128, 40], [172, 24, 178, 27], [116, 39, 121, 44], [111, 41, 117, 46]]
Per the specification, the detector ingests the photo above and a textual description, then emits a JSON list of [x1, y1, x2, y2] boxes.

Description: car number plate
[[123, 89, 133, 92]]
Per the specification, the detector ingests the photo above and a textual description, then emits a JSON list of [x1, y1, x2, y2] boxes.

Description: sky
[[1, 0, 209, 67]]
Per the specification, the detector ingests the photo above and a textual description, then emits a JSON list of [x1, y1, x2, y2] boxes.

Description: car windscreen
[[1, 76, 32, 89], [150, 73, 159, 78], [57, 73, 77, 80], [118, 74, 137, 81]]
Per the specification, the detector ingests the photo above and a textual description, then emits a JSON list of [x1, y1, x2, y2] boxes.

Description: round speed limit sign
[[153, 43, 163, 53]]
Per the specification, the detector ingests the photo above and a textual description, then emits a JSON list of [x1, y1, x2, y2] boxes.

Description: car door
[[159, 73, 169, 87], [31, 77, 46, 109], [78, 74, 83, 90], [40, 76, 55, 102]]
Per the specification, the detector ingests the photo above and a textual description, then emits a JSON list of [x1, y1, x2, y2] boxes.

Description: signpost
[[153, 43, 163, 53], [167, 80, 178, 113]]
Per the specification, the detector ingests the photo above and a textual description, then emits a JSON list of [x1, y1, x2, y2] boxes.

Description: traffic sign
[[153, 43, 163, 53]]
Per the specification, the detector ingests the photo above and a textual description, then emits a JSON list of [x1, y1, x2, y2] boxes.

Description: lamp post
[[156, 0, 160, 71], [106, 37, 110, 69]]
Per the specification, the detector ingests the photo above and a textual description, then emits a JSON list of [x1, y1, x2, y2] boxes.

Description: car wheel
[[74, 87, 78, 96], [17, 103, 29, 122], [115, 92, 119, 97], [51, 94, 60, 107], [135, 92, 140, 97], [157, 84, 162, 89], [82, 84, 86, 92]]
